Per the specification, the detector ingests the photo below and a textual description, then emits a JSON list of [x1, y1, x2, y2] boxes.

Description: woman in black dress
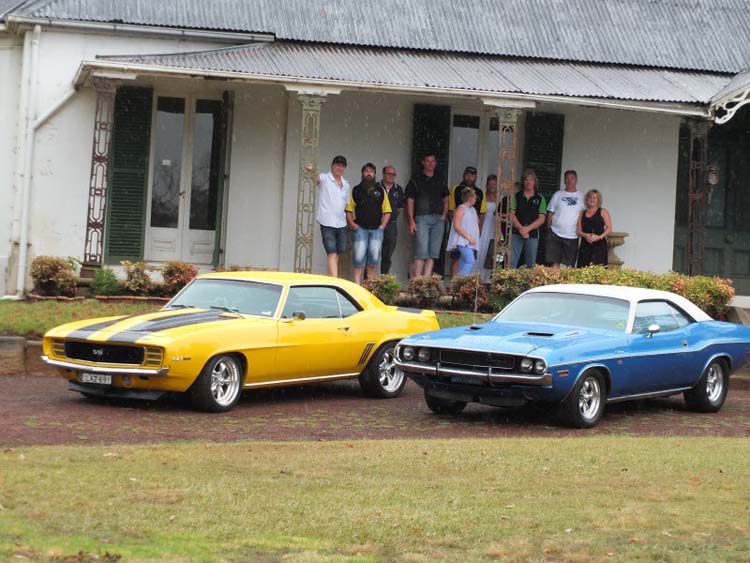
[[576, 189, 612, 267]]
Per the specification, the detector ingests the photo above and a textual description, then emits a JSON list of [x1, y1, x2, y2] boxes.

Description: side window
[[633, 301, 683, 334], [666, 302, 693, 328], [336, 291, 361, 318], [281, 286, 342, 319]]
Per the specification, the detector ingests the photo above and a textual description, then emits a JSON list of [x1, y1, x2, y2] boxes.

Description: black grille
[[64, 341, 145, 365], [439, 350, 515, 370]]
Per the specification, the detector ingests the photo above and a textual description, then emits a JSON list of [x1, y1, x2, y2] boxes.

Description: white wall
[[0, 33, 22, 294], [558, 105, 681, 273], [223, 84, 289, 269]]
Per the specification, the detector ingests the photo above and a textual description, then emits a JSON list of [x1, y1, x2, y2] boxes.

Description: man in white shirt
[[315, 155, 351, 277], [545, 170, 585, 268]]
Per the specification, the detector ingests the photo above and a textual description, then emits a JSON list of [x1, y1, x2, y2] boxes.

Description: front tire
[[424, 389, 467, 415], [684, 359, 728, 413], [359, 342, 406, 398], [189, 354, 244, 413], [559, 370, 606, 428]]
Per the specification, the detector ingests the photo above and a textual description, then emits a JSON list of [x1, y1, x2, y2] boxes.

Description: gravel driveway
[[2, 374, 750, 447]]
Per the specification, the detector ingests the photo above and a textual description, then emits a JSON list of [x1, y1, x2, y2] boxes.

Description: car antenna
[[473, 274, 480, 325]]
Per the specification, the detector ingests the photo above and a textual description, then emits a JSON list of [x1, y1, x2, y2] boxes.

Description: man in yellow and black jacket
[[346, 163, 392, 285]]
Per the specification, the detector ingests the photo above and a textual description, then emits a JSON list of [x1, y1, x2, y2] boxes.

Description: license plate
[[80, 372, 112, 385], [451, 375, 483, 386]]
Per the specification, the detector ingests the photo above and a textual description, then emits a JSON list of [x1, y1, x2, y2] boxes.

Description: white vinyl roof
[[527, 284, 712, 322]]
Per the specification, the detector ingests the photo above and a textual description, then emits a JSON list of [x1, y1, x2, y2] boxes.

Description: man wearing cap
[[346, 163, 392, 284], [447, 166, 487, 277], [405, 153, 449, 277], [313, 155, 351, 277]]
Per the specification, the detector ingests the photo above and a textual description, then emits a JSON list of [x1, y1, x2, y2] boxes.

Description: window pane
[[282, 286, 342, 319], [150, 97, 185, 228], [633, 301, 681, 333], [337, 291, 360, 317], [190, 99, 223, 231], [496, 293, 630, 331], [168, 279, 281, 317]]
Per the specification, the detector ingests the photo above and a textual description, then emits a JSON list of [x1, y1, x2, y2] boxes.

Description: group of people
[[313, 153, 612, 284]]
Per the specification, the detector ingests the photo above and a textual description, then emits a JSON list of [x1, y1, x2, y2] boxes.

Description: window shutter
[[411, 104, 451, 177], [104, 87, 153, 264], [212, 91, 233, 266], [523, 112, 564, 265], [523, 112, 565, 201]]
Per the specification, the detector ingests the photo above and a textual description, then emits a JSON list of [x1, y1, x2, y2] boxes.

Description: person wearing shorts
[[546, 169, 585, 268], [405, 153, 449, 277], [346, 163, 392, 284], [314, 155, 351, 277]]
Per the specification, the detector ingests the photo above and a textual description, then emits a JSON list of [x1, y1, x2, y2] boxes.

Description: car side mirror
[[292, 311, 306, 321], [646, 324, 660, 338]]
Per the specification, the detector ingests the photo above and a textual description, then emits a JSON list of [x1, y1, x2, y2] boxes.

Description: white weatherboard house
[[2, 0, 750, 294]]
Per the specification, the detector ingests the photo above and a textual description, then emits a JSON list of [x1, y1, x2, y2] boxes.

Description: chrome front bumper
[[394, 358, 553, 386], [41, 356, 169, 377]]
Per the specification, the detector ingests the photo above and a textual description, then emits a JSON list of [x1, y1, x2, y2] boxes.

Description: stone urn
[[607, 231, 628, 269]]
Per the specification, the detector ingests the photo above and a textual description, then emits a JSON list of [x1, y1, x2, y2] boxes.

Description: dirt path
[[2, 374, 750, 447]]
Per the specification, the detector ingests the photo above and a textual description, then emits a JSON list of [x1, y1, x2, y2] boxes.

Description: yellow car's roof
[[197, 271, 385, 309]]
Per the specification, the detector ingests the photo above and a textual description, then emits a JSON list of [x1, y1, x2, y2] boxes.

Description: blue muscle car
[[395, 284, 750, 428]]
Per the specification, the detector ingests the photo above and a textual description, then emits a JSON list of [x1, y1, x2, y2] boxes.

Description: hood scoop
[[467, 325, 484, 331], [525, 331, 555, 337]]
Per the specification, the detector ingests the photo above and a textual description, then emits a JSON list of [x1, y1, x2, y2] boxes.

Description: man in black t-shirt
[[405, 153, 449, 277]]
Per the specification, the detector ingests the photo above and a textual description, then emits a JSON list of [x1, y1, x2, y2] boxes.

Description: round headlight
[[402, 346, 415, 361], [534, 360, 547, 374], [520, 358, 533, 372], [417, 348, 431, 363]]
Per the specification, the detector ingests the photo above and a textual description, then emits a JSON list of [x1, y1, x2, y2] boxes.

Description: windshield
[[496, 292, 630, 332], [167, 279, 283, 317]]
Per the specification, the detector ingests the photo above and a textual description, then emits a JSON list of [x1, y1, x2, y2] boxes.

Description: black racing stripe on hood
[[65, 313, 145, 340], [106, 311, 234, 343]]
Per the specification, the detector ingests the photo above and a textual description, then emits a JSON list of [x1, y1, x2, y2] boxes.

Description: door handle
[[682, 340, 688, 347], [337, 326, 350, 332]]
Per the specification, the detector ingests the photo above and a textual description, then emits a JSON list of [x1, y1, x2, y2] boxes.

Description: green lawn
[[1, 437, 748, 562], [0, 300, 491, 338]]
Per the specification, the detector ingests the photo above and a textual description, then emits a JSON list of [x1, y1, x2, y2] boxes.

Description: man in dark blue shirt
[[379, 165, 405, 275]]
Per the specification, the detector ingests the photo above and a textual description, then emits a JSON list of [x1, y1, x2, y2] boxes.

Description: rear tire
[[559, 370, 606, 428], [684, 359, 728, 413], [424, 388, 467, 415], [189, 354, 244, 413], [359, 342, 406, 398]]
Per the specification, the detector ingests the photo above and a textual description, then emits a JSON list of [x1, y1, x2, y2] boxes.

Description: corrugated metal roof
[[6, 0, 750, 74], [711, 69, 750, 103], [0, 0, 28, 19], [98, 42, 730, 105]]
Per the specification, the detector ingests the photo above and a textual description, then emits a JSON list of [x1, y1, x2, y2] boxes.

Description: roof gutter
[[74, 59, 713, 119], [6, 15, 274, 44]]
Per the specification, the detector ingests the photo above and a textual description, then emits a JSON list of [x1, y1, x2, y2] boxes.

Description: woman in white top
[[474, 175, 497, 281], [447, 187, 480, 276]]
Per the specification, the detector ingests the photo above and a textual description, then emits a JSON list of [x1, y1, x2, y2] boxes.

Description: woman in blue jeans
[[446, 187, 480, 276]]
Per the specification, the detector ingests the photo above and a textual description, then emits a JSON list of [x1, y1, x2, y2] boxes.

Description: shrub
[[451, 274, 488, 311], [121, 261, 153, 295], [90, 267, 121, 296], [161, 261, 199, 296], [408, 274, 444, 309], [30, 256, 78, 297], [486, 265, 735, 319], [362, 274, 401, 305]]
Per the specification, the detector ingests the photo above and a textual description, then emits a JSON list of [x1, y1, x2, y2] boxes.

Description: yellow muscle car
[[42, 272, 439, 412]]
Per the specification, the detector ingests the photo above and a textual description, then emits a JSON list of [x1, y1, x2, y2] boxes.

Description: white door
[[145, 96, 223, 264]]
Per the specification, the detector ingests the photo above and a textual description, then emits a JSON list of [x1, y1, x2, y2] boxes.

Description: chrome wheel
[[378, 348, 404, 393], [210, 356, 242, 407], [578, 376, 602, 421], [705, 362, 724, 403]]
